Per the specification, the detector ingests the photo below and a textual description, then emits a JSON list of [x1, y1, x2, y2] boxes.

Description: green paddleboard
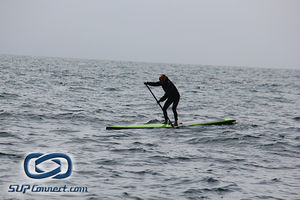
[[106, 118, 236, 130]]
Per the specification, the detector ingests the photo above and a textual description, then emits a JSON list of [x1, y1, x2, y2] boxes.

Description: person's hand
[[144, 82, 148, 85]]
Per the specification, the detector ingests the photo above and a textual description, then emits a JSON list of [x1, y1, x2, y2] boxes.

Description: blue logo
[[24, 153, 72, 179]]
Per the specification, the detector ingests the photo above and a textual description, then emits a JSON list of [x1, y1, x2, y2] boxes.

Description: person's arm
[[144, 81, 161, 86], [159, 94, 168, 102]]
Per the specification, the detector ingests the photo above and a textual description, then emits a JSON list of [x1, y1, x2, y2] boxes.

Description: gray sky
[[1, 0, 299, 69]]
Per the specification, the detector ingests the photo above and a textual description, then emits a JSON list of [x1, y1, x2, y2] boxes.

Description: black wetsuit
[[146, 79, 180, 122]]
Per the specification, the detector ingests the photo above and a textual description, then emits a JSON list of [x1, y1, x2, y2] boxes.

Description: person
[[144, 74, 180, 126]]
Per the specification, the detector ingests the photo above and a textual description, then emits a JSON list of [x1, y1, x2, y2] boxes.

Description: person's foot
[[162, 120, 168, 124], [174, 121, 178, 126]]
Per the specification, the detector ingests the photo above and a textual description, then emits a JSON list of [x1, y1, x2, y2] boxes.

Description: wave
[[96, 159, 119, 166], [148, 155, 193, 163], [251, 195, 285, 200], [202, 176, 220, 184], [0, 92, 20, 99], [0, 131, 20, 139], [185, 136, 239, 144], [111, 147, 147, 153], [0, 152, 23, 159], [132, 141, 158, 147], [125, 169, 162, 176], [293, 116, 300, 121], [184, 183, 238, 195], [0, 110, 13, 117]]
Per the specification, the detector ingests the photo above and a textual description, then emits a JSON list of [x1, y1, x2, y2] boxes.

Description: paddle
[[145, 84, 175, 128]]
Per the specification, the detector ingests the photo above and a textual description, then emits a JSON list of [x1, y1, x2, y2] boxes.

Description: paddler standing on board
[[144, 74, 180, 126]]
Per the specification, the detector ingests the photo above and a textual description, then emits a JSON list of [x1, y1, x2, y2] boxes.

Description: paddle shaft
[[145, 84, 174, 128]]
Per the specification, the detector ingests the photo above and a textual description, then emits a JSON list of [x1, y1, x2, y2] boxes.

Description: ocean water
[[0, 54, 299, 200]]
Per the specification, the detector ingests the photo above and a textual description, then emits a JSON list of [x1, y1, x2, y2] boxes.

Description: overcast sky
[[0, 0, 299, 69]]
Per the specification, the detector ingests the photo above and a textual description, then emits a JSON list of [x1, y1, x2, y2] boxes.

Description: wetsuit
[[146, 79, 180, 122]]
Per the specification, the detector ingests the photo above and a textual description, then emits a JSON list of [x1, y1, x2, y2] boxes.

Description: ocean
[[0, 54, 299, 200]]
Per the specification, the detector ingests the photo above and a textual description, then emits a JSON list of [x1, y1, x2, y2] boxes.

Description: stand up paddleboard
[[106, 118, 236, 130]]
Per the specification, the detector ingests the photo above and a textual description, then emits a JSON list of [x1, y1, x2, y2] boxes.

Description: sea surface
[[0, 54, 299, 200]]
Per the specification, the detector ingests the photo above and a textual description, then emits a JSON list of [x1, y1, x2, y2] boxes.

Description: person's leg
[[162, 98, 173, 124], [172, 96, 180, 126]]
